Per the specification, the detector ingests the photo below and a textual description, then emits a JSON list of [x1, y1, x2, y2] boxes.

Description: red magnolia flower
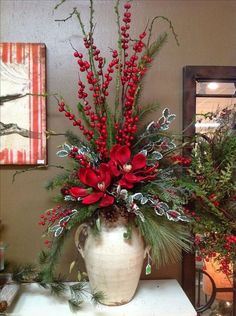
[[69, 163, 114, 207], [109, 144, 158, 189]]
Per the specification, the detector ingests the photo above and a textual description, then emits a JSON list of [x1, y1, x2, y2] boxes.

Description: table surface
[[7, 279, 197, 316]]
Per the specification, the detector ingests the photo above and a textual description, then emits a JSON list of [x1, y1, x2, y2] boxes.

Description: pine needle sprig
[[68, 298, 83, 312], [136, 209, 192, 266], [12, 263, 38, 283], [91, 291, 105, 305]]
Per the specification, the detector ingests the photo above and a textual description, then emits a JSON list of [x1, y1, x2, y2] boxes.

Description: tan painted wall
[[0, 0, 236, 282]]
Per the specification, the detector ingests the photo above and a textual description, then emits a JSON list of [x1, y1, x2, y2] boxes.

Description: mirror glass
[[196, 81, 236, 133]]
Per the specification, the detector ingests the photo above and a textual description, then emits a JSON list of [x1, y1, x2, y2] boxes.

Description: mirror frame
[[182, 65, 236, 306]]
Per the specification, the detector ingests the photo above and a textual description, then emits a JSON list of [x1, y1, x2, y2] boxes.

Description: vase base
[[99, 296, 133, 306]]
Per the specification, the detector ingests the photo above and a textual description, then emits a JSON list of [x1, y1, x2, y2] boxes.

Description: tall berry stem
[[114, 0, 122, 122]]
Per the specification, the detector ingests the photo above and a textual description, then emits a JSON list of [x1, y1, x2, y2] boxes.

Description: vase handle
[[74, 223, 89, 259]]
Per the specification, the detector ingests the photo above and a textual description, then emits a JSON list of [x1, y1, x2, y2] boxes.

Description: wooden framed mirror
[[182, 66, 236, 311]]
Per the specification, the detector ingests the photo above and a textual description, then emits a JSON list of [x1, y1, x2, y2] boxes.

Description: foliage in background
[[182, 106, 236, 275]]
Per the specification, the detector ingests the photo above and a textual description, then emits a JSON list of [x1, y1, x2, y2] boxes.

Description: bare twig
[[55, 8, 77, 22], [54, 0, 66, 11], [147, 15, 179, 49], [12, 165, 70, 183]]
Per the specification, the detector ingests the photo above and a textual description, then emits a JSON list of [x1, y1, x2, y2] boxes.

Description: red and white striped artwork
[[0, 43, 46, 165]]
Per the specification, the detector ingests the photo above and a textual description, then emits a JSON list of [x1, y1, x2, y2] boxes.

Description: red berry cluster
[[57, 2, 153, 152], [218, 256, 232, 275], [121, 3, 131, 52], [38, 207, 73, 227], [171, 155, 192, 166], [224, 234, 236, 251], [183, 207, 200, 221], [208, 193, 220, 207], [69, 147, 90, 167], [58, 101, 94, 141], [95, 116, 109, 158]]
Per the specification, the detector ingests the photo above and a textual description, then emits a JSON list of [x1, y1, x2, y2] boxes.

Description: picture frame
[[0, 42, 46, 165]]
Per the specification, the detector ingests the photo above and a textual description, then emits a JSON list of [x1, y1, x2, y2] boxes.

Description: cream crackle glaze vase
[[75, 217, 148, 306]]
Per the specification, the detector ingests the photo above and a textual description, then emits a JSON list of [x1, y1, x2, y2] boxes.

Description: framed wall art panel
[[0, 42, 46, 165]]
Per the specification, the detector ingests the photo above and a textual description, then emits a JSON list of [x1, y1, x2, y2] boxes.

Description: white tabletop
[[7, 279, 197, 316]]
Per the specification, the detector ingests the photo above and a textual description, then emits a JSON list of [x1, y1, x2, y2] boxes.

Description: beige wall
[[0, 0, 236, 282]]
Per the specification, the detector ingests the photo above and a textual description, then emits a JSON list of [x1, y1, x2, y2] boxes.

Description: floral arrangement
[[32, 0, 195, 310], [184, 106, 236, 276]]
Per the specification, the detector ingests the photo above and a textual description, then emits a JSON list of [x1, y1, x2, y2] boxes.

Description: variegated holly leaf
[[168, 141, 176, 149], [166, 210, 181, 221], [64, 195, 76, 201], [158, 116, 166, 125], [140, 149, 147, 156], [167, 114, 176, 123], [160, 123, 169, 131], [63, 143, 71, 152], [141, 196, 148, 204], [155, 202, 169, 216], [55, 226, 64, 237], [59, 216, 70, 225], [146, 121, 155, 131], [132, 193, 143, 200], [163, 108, 170, 118], [50, 224, 61, 233], [151, 151, 163, 160], [56, 149, 69, 157]]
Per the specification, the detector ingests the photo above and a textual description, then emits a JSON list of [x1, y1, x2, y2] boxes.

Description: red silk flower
[[109, 144, 158, 189], [69, 163, 114, 207]]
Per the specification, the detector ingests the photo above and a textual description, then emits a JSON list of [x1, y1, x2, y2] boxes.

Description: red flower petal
[[99, 194, 115, 207], [99, 163, 112, 188], [84, 169, 99, 189], [132, 153, 146, 171], [109, 160, 120, 177], [119, 178, 134, 189], [82, 192, 104, 205], [110, 144, 122, 161], [124, 173, 145, 183], [116, 145, 131, 165], [69, 187, 88, 198]]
